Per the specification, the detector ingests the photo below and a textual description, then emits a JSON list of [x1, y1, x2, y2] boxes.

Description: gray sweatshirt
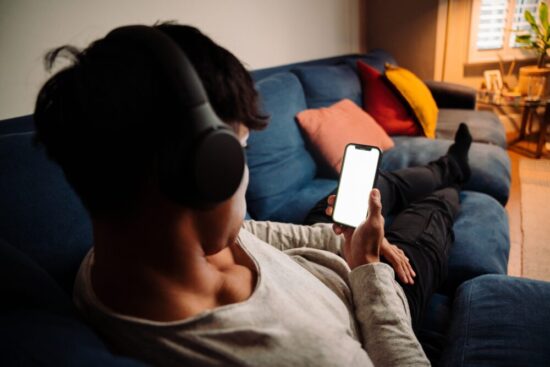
[[73, 220, 429, 366]]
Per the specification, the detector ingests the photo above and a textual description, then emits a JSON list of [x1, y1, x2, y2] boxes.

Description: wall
[[436, 0, 537, 90], [0, 0, 360, 120], [366, 0, 440, 80], [438, 0, 477, 86]]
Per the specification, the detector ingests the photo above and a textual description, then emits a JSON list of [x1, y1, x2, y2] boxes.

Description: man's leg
[[303, 123, 472, 224], [376, 156, 461, 217], [304, 158, 459, 224], [385, 186, 460, 330], [376, 122, 472, 217]]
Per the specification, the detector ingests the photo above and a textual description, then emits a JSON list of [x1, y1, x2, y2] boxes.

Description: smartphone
[[332, 144, 382, 228]]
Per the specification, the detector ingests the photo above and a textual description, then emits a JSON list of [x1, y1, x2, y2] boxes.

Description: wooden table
[[478, 94, 549, 158]]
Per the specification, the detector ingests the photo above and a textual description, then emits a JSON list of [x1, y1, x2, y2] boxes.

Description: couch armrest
[[424, 80, 476, 110], [441, 274, 550, 366]]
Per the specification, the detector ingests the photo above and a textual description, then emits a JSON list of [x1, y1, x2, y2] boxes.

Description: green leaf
[[516, 38, 532, 45], [526, 10, 540, 34], [541, 2, 549, 30], [516, 34, 532, 41]]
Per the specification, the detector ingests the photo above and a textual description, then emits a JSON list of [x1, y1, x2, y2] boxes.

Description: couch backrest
[[246, 72, 317, 220], [0, 131, 92, 294], [292, 64, 362, 108], [245, 51, 397, 222]]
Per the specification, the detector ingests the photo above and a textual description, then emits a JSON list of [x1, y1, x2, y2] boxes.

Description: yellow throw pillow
[[384, 64, 438, 139]]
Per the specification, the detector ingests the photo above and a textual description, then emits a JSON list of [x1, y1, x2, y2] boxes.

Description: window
[[469, 0, 542, 63]]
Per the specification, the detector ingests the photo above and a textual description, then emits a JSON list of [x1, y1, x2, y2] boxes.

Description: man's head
[[34, 23, 268, 220]]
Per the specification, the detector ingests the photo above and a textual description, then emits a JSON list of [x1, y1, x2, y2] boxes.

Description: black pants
[[304, 156, 461, 329]]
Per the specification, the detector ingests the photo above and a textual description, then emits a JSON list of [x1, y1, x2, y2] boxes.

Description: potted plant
[[516, 1, 550, 97]]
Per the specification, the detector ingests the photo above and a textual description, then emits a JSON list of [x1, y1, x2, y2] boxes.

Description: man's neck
[[89, 212, 256, 322]]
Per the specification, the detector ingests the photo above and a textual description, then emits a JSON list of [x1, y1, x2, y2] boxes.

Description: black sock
[[447, 123, 472, 184]]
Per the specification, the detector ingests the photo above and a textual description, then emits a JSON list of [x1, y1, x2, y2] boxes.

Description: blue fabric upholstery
[[345, 49, 398, 73], [246, 72, 321, 221], [0, 115, 35, 135], [436, 109, 507, 148], [267, 178, 337, 223], [382, 137, 511, 206], [443, 191, 510, 294], [251, 54, 361, 82], [0, 237, 72, 313], [441, 274, 550, 366], [292, 64, 362, 108], [0, 238, 147, 366], [0, 132, 92, 294], [0, 311, 148, 366]]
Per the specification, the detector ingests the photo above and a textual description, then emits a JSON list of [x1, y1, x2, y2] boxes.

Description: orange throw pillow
[[357, 60, 422, 136], [296, 99, 394, 174]]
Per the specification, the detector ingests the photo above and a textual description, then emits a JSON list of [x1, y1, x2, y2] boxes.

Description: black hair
[[33, 23, 268, 218]]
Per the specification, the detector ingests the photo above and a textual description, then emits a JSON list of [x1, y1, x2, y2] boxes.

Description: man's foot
[[447, 123, 472, 184]]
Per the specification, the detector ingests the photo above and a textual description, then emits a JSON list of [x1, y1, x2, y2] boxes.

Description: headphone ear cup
[[105, 26, 246, 206], [193, 129, 245, 203]]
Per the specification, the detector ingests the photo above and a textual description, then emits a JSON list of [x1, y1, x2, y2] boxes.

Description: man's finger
[[325, 206, 333, 216], [388, 253, 409, 285], [368, 189, 383, 217], [327, 195, 336, 205], [400, 264, 412, 285], [398, 265, 409, 284], [408, 262, 416, 278], [405, 262, 414, 284]]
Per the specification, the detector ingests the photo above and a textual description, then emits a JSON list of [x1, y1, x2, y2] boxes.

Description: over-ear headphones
[[104, 25, 245, 207]]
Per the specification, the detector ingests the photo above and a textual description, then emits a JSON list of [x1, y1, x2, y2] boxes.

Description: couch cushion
[[0, 238, 146, 366], [268, 178, 338, 223], [0, 114, 35, 135], [441, 274, 550, 367], [0, 132, 92, 294], [296, 99, 394, 175], [381, 137, 511, 205], [292, 64, 362, 108], [0, 310, 148, 366], [436, 109, 507, 148], [443, 191, 509, 293], [0, 237, 72, 312], [247, 72, 319, 221]]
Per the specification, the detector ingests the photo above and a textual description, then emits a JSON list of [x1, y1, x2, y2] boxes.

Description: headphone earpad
[[193, 129, 245, 203]]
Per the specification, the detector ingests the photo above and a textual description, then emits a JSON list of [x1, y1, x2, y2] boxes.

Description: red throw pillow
[[296, 99, 394, 174], [357, 60, 422, 136]]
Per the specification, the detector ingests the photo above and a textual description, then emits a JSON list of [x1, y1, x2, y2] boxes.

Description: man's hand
[[326, 191, 417, 283], [380, 238, 416, 285], [326, 189, 384, 269]]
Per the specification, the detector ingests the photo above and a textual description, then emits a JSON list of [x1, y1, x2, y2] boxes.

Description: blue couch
[[1, 50, 550, 366]]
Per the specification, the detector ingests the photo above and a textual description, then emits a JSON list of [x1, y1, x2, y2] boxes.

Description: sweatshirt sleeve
[[349, 263, 430, 366], [242, 220, 343, 254]]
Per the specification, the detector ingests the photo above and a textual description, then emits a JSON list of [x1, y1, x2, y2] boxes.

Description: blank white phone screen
[[332, 145, 380, 228]]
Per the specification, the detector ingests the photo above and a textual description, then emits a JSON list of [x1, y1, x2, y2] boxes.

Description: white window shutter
[[476, 0, 509, 50], [510, 0, 542, 47]]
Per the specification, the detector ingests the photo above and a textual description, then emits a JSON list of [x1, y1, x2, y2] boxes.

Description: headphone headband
[[103, 25, 245, 206]]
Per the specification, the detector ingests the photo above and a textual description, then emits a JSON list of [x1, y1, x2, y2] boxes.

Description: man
[[34, 23, 470, 366]]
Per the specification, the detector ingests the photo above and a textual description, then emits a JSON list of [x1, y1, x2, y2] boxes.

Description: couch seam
[[461, 282, 474, 366]]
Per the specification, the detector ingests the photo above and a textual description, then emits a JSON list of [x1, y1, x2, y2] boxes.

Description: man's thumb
[[369, 189, 382, 217]]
